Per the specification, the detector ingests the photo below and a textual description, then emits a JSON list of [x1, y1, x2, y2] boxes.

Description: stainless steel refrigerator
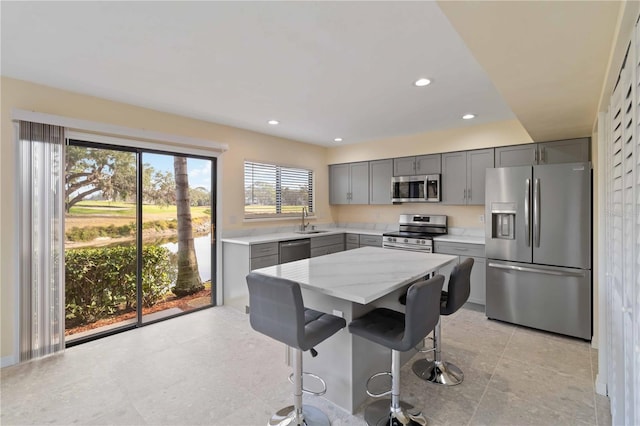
[[485, 162, 592, 340]]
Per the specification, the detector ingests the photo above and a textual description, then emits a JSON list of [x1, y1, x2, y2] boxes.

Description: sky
[[143, 153, 212, 190]]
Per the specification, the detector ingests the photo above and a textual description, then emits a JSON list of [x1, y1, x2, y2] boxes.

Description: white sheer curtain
[[18, 121, 66, 361]]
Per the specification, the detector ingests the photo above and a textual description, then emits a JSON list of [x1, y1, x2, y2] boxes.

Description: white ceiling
[[0, 1, 621, 147]]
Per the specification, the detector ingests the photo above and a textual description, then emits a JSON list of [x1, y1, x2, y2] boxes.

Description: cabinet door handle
[[534, 148, 538, 163], [467, 188, 471, 200], [463, 188, 467, 200], [541, 147, 546, 163], [416, 159, 420, 171]]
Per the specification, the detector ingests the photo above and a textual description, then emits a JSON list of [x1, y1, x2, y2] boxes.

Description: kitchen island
[[252, 246, 457, 413]]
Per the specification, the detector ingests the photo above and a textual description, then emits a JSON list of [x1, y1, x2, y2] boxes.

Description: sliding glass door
[[64, 141, 215, 343], [140, 153, 213, 324]]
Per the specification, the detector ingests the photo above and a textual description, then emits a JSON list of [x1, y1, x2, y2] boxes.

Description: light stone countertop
[[251, 246, 457, 304], [221, 227, 383, 245]]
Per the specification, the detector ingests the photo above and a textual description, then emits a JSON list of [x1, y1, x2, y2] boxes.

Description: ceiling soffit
[[438, 1, 621, 142]]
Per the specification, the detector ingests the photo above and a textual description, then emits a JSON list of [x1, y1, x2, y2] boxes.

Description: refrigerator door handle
[[533, 178, 540, 247], [488, 262, 586, 278], [524, 178, 530, 247]]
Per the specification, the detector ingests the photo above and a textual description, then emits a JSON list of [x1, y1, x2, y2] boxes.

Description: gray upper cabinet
[[442, 149, 494, 205], [467, 149, 494, 205], [494, 144, 537, 167], [539, 138, 590, 164], [393, 156, 417, 176], [393, 154, 440, 176], [329, 163, 350, 204], [495, 138, 590, 167], [329, 162, 369, 205], [369, 159, 393, 204], [442, 152, 467, 205], [415, 154, 441, 174]]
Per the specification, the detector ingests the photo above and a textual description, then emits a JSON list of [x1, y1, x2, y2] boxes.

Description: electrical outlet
[[479, 214, 485, 224], [332, 309, 344, 318]]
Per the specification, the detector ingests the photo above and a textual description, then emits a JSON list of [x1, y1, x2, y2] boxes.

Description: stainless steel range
[[383, 214, 447, 252]]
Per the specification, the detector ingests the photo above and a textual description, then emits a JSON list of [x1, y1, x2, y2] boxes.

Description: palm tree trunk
[[172, 156, 203, 297]]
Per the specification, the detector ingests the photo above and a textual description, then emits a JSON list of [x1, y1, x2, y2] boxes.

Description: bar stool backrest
[[246, 272, 304, 349], [441, 258, 474, 316], [402, 274, 445, 351]]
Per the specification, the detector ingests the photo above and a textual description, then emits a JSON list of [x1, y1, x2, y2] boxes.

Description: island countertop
[[252, 246, 457, 304]]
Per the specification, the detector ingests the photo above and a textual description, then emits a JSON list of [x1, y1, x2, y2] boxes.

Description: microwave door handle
[[524, 178, 530, 247], [424, 177, 429, 201]]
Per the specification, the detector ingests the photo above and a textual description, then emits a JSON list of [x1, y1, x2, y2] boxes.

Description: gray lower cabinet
[[359, 235, 382, 247], [495, 138, 590, 167], [249, 242, 279, 270], [329, 162, 369, 204], [345, 233, 382, 250], [434, 240, 486, 305], [442, 149, 494, 205], [224, 234, 347, 305], [369, 159, 393, 204], [346, 233, 359, 250], [310, 234, 345, 257]]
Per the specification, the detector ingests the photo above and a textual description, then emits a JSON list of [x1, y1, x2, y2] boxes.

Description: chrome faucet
[[300, 207, 310, 231]]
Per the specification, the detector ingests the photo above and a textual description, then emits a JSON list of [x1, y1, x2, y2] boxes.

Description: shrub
[[65, 245, 176, 326]]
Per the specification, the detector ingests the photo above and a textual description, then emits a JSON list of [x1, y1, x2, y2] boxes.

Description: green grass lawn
[[69, 200, 210, 218]]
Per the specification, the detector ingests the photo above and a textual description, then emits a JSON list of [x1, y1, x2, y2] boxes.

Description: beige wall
[[0, 77, 330, 360], [0, 76, 573, 362], [327, 120, 533, 228]]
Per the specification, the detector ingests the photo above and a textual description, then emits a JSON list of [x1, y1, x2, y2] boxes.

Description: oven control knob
[[420, 240, 425, 244], [404, 239, 408, 243]]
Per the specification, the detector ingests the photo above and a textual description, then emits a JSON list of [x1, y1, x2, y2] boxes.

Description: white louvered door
[[604, 22, 640, 426], [606, 65, 625, 425]]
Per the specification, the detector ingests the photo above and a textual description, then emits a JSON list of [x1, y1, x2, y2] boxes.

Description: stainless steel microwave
[[392, 174, 441, 203]]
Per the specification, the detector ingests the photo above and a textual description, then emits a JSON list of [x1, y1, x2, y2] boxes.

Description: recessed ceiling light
[[414, 78, 431, 87], [334, 137, 343, 142], [268, 120, 280, 125], [462, 114, 476, 120]]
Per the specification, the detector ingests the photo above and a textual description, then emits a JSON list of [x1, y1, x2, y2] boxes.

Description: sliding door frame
[[66, 139, 218, 346]]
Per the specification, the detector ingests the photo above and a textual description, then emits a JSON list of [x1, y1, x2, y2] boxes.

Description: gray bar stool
[[413, 257, 474, 386], [246, 272, 346, 426], [348, 275, 444, 426]]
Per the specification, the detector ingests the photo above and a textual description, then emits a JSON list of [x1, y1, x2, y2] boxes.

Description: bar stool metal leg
[[269, 348, 330, 426], [411, 320, 463, 386], [364, 350, 427, 426]]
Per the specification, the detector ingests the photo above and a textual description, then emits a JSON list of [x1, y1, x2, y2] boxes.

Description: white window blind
[[244, 161, 313, 218]]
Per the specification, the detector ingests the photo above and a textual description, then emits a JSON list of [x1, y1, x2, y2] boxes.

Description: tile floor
[[1, 305, 610, 425]]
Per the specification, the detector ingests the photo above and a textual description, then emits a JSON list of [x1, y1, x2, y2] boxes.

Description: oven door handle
[[383, 244, 432, 253]]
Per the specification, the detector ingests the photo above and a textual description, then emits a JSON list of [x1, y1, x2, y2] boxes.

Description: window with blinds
[[244, 161, 313, 218]]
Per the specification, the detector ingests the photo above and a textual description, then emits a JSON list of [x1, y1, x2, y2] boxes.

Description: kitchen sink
[[295, 229, 329, 234]]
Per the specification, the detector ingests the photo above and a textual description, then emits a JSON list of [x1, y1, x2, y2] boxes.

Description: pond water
[[159, 234, 211, 283]]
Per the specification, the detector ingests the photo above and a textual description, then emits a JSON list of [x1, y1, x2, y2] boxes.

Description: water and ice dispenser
[[490, 203, 516, 240]]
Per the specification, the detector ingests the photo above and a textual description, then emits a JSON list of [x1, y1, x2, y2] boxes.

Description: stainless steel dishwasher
[[279, 239, 311, 264]]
